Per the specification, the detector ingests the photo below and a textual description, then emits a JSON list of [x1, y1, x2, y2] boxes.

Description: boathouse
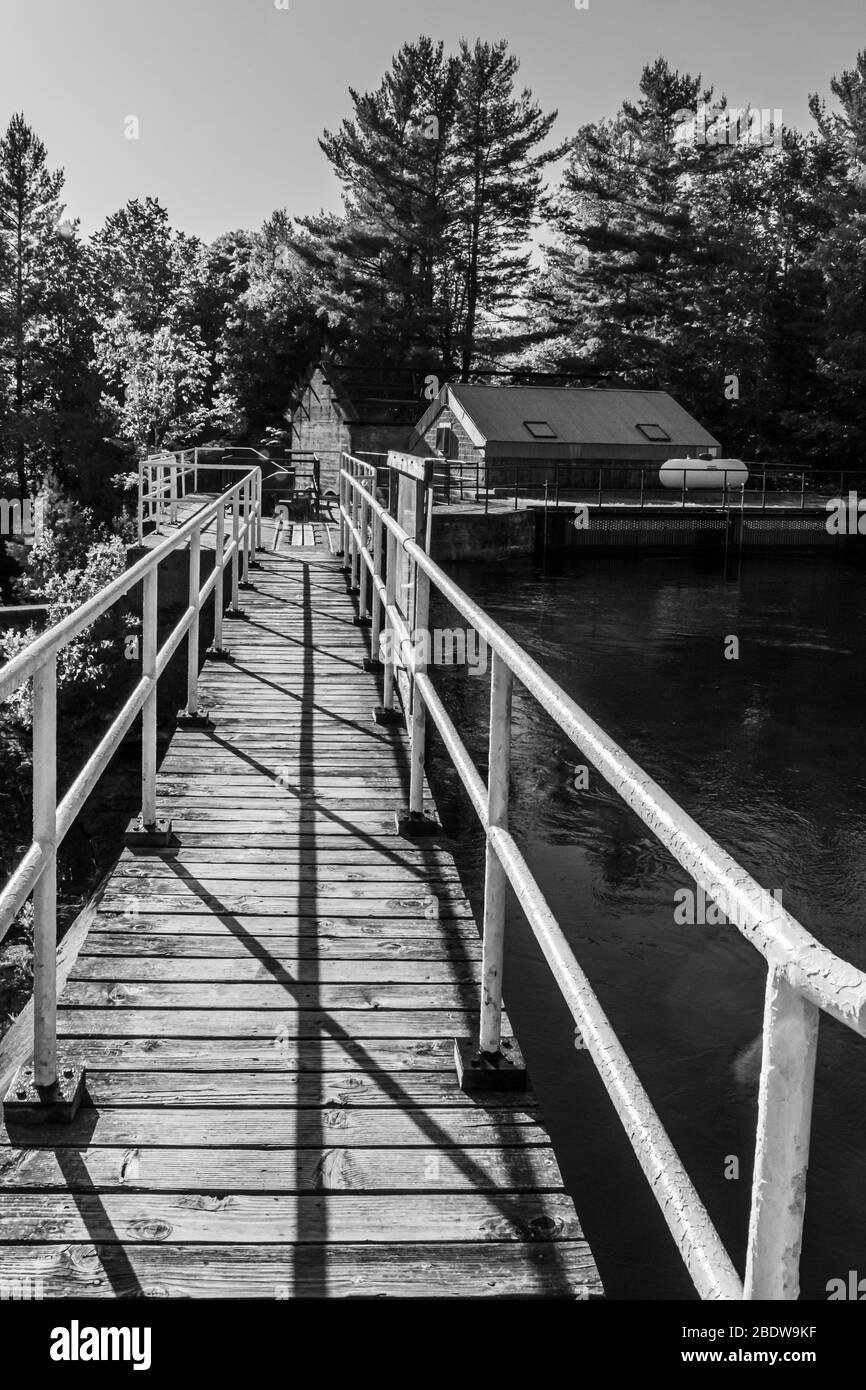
[[409, 383, 722, 490], [289, 360, 432, 491]]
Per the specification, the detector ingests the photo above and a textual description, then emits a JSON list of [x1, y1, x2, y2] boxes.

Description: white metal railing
[[137, 449, 199, 540], [0, 461, 263, 1100], [339, 448, 866, 1302]]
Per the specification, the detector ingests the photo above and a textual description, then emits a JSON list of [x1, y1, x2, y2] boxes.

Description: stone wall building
[[289, 361, 433, 493]]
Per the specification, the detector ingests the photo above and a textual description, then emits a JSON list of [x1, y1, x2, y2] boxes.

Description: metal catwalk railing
[[0, 462, 263, 1116], [338, 448, 866, 1302]]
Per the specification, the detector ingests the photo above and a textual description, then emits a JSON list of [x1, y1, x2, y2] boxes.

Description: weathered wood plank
[[16, 1070, 535, 1109], [79, 934, 482, 960], [0, 1192, 581, 1244], [72, 958, 481, 984], [0, 1106, 547, 1148], [87, 915, 478, 939], [55, 1008, 486, 1037], [0, 1243, 600, 1298], [59, 981, 481, 1010], [8, 1037, 461, 1071]]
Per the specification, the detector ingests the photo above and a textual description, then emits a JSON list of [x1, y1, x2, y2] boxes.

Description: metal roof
[[413, 384, 720, 452]]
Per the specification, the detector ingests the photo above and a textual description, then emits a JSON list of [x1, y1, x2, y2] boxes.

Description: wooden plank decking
[[0, 516, 602, 1298]]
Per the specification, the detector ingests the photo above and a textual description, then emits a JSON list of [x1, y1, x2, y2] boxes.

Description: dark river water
[[427, 550, 866, 1301]]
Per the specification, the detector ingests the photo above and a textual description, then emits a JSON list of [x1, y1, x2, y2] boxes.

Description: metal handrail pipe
[[0, 843, 45, 942], [488, 823, 744, 1300]]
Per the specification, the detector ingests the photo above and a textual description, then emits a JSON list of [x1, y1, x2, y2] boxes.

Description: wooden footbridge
[[2, 449, 866, 1301]]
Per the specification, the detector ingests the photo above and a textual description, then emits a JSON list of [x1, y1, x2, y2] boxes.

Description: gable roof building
[[410, 383, 721, 488]]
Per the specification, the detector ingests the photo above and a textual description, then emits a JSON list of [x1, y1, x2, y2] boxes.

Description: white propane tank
[[659, 457, 749, 490]]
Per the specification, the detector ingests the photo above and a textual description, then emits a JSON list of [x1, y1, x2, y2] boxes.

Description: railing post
[[337, 457, 347, 561], [137, 461, 144, 543], [32, 655, 58, 1089], [141, 567, 158, 827], [185, 525, 201, 717], [350, 462, 361, 593], [370, 503, 384, 661], [744, 968, 819, 1300], [480, 651, 512, 1055], [241, 479, 251, 583], [256, 469, 263, 552], [169, 463, 178, 525], [231, 491, 240, 611], [3, 651, 86, 1123], [761, 468, 767, 512], [381, 471, 399, 715], [408, 482, 431, 817], [209, 503, 227, 657], [358, 484, 369, 622]]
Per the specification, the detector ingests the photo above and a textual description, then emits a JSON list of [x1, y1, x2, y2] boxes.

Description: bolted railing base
[[3, 1059, 87, 1125], [363, 657, 384, 674], [353, 615, 372, 628], [176, 708, 212, 729], [238, 580, 256, 591], [206, 645, 232, 662], [372, 706, 403, 727], [346, 585, 360, 597], [454, 1037, 527, 1093], [224, 608, 246, 620], [124, 816, 173, 847], [395, 808, 441, 839]]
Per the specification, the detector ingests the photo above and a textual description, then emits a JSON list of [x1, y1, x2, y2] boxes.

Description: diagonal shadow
[[4, 1087, 145, 1297]]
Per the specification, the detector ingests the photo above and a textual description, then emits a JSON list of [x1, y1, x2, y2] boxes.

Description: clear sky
[[1, 0, 862, 242]]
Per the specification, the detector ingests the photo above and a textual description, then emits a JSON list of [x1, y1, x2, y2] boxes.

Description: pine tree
[[0, 113, 65, 495], [804, 50, 866, 465], [450, 39, 560, 375]]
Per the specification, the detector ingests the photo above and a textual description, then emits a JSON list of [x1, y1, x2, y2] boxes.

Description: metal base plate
[[454, 1037, 528, 1092], [223, 608, 246, 620], [206, 646, 232, 662], [3, 1060, 87, 1125], [363, 658, 384, 674], [353, 615, 372, 628], [395, 809, 442, 838], [372, 706, 403, 727], [346, 586, 360, 597], [176, 710, 212, 728], [238, 580, 256, 591], [124, 816, 173, 847]]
